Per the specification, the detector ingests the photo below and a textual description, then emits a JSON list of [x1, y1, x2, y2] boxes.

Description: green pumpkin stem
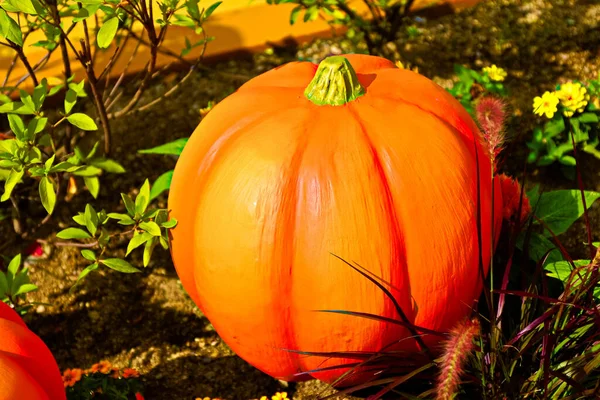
[[304, 56, 365, 106]]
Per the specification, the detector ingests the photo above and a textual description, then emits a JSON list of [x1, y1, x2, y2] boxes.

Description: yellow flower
[[482, 65, 507, 82], [533, 91, 559, 119], [272, 393, 288, 400], [557, 82, 589, 117]]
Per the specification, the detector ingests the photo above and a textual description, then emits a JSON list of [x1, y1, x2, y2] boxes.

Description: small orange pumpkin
[[0, 302, 66, 400], [168, 54, 503, 385]]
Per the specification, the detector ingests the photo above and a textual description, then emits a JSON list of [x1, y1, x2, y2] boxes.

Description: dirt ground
[[3, 0, 600, 398]]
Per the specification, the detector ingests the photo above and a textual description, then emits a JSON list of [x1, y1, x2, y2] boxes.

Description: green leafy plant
[[137, 137, 188, 200], [0, 0, 219, 276], [527, 81, 600, 175], [56, 179, 177, 287], [0, 253, 38, 313], [447, 64, 508, 115], [269, 0, 416, 56]]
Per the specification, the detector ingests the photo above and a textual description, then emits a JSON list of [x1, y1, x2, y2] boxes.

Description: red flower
[[24, 242, 44, 257], [498, 174, 531, 226], [135, 393, 145, 400]]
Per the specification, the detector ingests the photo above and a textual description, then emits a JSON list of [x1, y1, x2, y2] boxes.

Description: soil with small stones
[[3, 0, 600, 398]]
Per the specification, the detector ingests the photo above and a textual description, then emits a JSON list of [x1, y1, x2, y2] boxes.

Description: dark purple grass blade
[[471, 137, 492, 315], [566, 117, 595, 260], [330, 253, 431, 357], [314, 309, 444, 337], [492, 289, 590, 311], [508, 308, 556, 346], [497, 160, 530, 321]]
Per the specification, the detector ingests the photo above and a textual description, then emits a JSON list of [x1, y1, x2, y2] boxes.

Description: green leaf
[[150, 170, 173, 200], [7, 114, 25, 139], [67, 113, 98, 131], [27, 117, 47, 138], [0, 273, 8, 296], [203, 1, 222, 18], [13, 283, 38, 296], [143, 237, 157, 267], [0, 9, 23, 46], [32, 82, 47, 110], [19, 91, 35, 113], [73, 213, 86, 226], [139, 221, 161, 236], [161, 218, 177, 229], [84, 204, 99, 236], [107, 212, 135, 225], [81, 249, 96, 261], [84, 176, 100, 198], [535, 190, 600, 236], [135, 179, 150, 214], [559, 155, 576, 166], [138, 138, 188, 155], [11, 0, 38, 14], [7, 254, 21, 277], [72, 165, 102, 177], [304, 5, 319, 22], [126, 232, 153, 255], [39, 177, 56, 214], [44, 154, 55, 171], [97, 17, 119, 49], [97, 228, 110, 247], [545, 260, 591, 282], [56, 227, 91, 239], [121, 193, 136, 216], [74, 263, 99, 287], [64, 89, 77, 114], [89, 158, 125, 173], [290, 6, 301, 24], [544, 117, 566, 138], [1, 169, 24, 202], [517, 231, 562, 265], [577, 112, 599, 123], [100, 258, 140, 273], [49, 161, 77, 173]]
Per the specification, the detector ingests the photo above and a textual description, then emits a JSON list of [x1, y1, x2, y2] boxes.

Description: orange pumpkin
[[168, 54, 503, 385], [0, 302, 66, 400]]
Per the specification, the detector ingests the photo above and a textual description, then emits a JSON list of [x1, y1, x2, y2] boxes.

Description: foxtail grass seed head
[[435, 318, 481, 400], [475, 96, 507, 163]]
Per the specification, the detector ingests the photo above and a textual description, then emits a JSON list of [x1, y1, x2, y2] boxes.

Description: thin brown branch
[[14, 46, 39, 87], [2, 53, 19, 88]]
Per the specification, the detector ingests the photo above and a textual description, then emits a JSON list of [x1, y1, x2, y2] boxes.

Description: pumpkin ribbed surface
[[168, 54, 503, 385], [0, 302, 65, 400]]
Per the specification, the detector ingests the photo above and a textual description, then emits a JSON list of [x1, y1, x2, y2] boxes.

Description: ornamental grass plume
[[475, 96, 507, 162], [435, 318, 481, 400]]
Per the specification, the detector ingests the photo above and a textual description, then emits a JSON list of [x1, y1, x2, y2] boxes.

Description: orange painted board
[[1, 0, 478, 93]]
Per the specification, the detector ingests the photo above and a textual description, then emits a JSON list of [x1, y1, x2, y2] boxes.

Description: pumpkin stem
[[304, 56, 365, 106]]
